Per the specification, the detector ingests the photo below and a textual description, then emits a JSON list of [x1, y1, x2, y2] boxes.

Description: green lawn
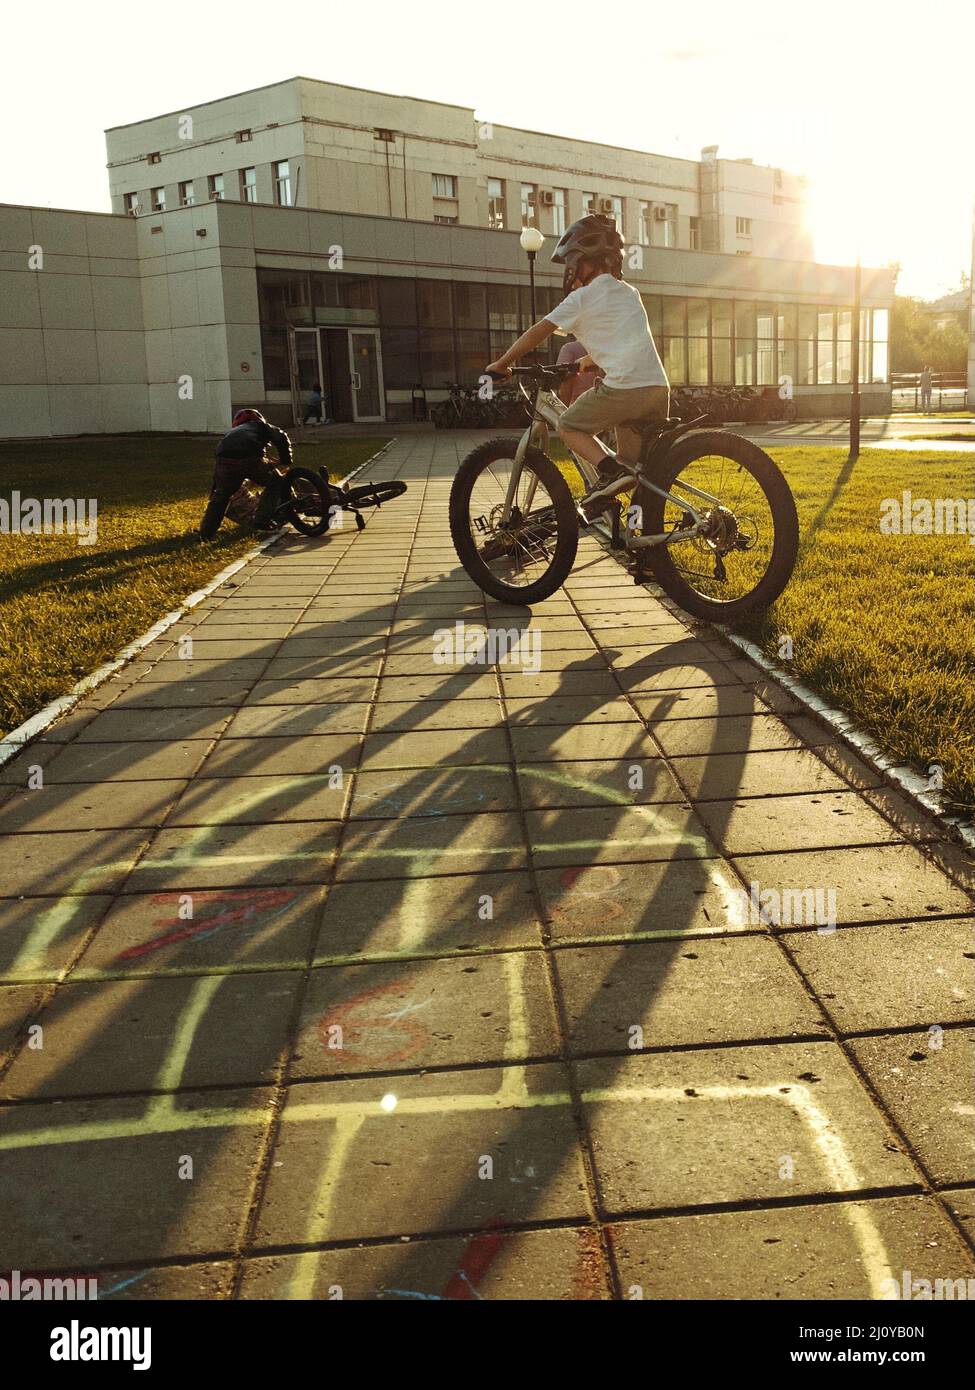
[[745, 446, 975, 816], [0, 435, 389, 737], [554, 440, 975, 816]]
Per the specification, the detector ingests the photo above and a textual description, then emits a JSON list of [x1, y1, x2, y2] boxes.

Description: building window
[[608, 195, 624, 236], [646, 202, 677, 248], [549, 188, 566, 236], [487, 177, 505, 230], [240, 167, 257, 203], [178, 181, 194, 207], [236, 129, 252, 143], [432, 173, 457, 199], [147, 151, 161, 164], [434, 215, 458, 225], [689, 216, 701, 250], [208, 174, 224, 200], [150, 187, 166, 212], [123, 192, 139, 217], [583, 192, 596, 216], [638, 202, 652, 247], [736, 216, 752, 237], [521, 183, 537, 228], [274, 160, 292, 206]]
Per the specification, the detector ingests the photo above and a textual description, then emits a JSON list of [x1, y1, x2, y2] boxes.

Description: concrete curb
[[0, 437, 398, 769]]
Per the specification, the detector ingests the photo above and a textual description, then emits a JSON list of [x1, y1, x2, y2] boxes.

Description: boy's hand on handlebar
[[485, 360, 512, 379]]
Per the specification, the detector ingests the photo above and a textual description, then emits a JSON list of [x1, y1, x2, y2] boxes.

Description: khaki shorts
[[559, 381, 670, 462]]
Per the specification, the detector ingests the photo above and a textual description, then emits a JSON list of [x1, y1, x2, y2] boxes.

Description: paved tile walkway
[[1, 432, 973, 1300]]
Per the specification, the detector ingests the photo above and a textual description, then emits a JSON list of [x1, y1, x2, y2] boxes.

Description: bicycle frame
[[502, 379, 723, 551]]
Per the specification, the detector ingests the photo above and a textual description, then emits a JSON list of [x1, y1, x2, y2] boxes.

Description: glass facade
[[257, 268, 891, 403]]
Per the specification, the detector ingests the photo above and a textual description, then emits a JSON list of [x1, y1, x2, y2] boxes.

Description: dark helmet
[[551, 214, 625, 292], [232, 408, 267, 427]]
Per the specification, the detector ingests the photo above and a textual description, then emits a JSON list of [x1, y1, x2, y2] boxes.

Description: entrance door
[[289, 327, 325, 426], [348, 329, 385, 422]]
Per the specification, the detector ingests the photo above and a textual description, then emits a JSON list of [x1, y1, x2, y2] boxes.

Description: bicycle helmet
[[232, 408, 267, 426], [551, 214, 625, 294]]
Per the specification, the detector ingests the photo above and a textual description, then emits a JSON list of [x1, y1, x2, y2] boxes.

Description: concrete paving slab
[[336, 812, 527, 881], [696, 791, 905, 855], [72, 886, 325, 978], [244, 677, 376, 705], [126, 821, 340, 890], [199, 734, 360, 778], [254, 1063, 587, 1246], [577, 1043, 917, 1214], [359, 727, 510, 770], [505, 696, 641, 727], [525, 804, 716, 868], [0, 983, 46, 1058], [510, 723, 660, 763], [224, 702, 369, 738], [168, 773, 349, 826], [555, 936, 827, 1053], [239, 1226, 611, 1300], [350, 766, 518, 820], [70, 707, 233, 743], [631, 686, 773, 722], [648, 713, 802, 757], [37, 740, 210, 783], [89, 1263, 235, 1300], [848, 1029, 975, 1186], [368, 698, 503, 732], [290, 951, 558, 1077], [0, 829, 151, 898], [313, 873, 542, 961], [537, 858, 748, 942], [733, 844, 974, 926], [785, 918, 974, 1033], [672, 748, 848, 801], [610, 1195, 975, 1299], [515, 759, 682, 809], [374, 674, 499, 701], [0, 1088, 272, 1267], [1, 971, 301, 1097], [0, 779, 186, 833], [0, 894, 112, 981], [107, 681, 254, 710]]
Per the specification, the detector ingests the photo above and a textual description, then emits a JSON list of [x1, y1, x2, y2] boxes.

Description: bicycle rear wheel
[[282, 467, 330, 536], [636, 430, 798, 622]]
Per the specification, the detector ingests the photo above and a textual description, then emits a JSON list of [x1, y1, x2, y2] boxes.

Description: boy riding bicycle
[[485, 214, 670, 479]]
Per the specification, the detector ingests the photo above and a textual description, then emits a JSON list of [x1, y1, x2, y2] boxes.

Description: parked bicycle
[[448, 362, 798, 622], [431, 380, 525, 429], [672, 385, 798, 425]]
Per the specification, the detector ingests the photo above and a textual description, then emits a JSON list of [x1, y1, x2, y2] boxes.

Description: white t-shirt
[[545, 275, 668, 390]]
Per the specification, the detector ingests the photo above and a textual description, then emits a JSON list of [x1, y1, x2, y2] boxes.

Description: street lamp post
[[520, 225, 545, 324], [849, 255, 862, 463]]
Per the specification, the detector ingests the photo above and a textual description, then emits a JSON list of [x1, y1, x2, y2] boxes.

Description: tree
[[889, 293, 968, 375]]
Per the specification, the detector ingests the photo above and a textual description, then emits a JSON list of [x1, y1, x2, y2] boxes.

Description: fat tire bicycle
[[448, 362, 799, 622]]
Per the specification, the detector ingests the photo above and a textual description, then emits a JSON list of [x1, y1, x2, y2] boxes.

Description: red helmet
[[232, 408, 266, 427]]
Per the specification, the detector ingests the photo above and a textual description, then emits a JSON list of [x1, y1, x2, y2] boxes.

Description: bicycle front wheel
[[449, 436, 578, 604], [282, 467, 330, 536], [637, 430, 798, 622], [343, 479, 408, 508]]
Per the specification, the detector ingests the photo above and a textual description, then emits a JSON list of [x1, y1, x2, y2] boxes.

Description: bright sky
[[5, 0, 972, 300]]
